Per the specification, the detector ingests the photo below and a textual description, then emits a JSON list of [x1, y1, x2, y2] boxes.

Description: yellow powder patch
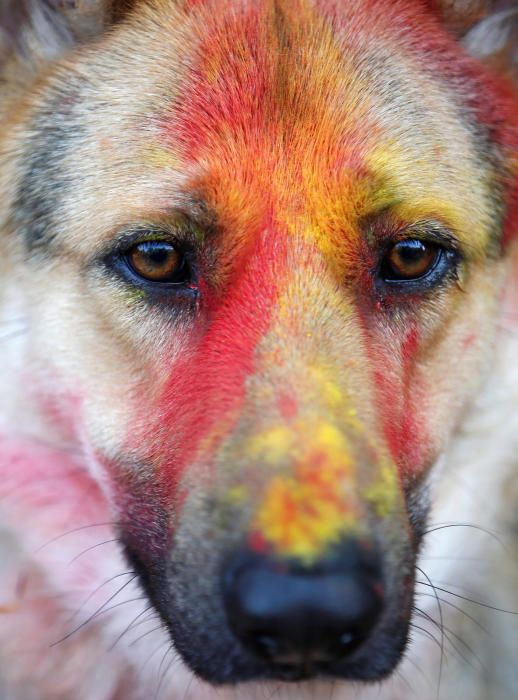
[[308, 365, 343, 411], [366, 139, 490, 250], [143, 145, 180, 169], [304, 364, 365, 435], [225, 484, 249, 505], [363, 458, 399, 518], [252, 419, 359, 562], [248, 425, 294, 464], [119, 287, 146, 304], [313, 422, 349, 455]]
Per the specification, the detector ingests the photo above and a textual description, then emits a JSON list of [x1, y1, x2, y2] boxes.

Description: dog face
[[1, 0, 517, 687]]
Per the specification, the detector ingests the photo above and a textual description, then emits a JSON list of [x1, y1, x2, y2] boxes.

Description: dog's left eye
[[381, 239, 442, 282], [124, 240, 189, 284]]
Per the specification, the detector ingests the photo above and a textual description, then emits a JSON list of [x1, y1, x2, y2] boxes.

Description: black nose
[[222, 540, 384, 675]]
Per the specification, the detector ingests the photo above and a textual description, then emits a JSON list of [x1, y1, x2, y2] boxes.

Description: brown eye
[[126, 240, 186, 283], [382, 239, 439, 281]]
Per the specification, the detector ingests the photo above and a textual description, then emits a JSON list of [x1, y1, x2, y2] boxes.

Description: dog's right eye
[[125, 240, 187, 284], [109, 237, 197, 294]]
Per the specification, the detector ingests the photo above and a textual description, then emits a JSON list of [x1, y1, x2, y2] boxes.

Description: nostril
[[338, 631, 355, 651], [222, 541, 384, 669], [254, 634, 281, 659]]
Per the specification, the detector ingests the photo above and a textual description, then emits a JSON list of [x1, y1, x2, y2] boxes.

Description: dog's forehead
[[14, 0, 508, 258], [145, 0, 497, 254]]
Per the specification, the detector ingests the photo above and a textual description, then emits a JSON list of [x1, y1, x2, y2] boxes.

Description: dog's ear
[[0, 0, 135, 68], [437, 1, 517, 81]]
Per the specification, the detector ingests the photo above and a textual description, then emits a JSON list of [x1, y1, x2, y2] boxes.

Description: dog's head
[[1, 0, 517, 686]]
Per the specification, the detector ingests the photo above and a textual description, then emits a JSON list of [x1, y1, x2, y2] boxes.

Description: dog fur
[[0, 1, 517, 698]]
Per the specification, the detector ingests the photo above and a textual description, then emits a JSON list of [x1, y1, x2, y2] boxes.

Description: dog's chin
[[172, 639, 411, 687]]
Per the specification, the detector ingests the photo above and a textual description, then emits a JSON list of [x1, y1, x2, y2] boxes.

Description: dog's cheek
[[411, 261, 508, 481], [361, 257, 510, 487], [18, 262, 192, 482]]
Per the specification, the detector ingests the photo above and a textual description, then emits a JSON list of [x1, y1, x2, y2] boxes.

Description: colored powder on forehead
[[425, 43, 518, 247], [165, 0, 518, 243], [163, 0, 381, 194]]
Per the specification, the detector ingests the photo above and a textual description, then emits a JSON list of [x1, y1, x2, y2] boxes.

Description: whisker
[[423, 522, 509, 553], [413, 607, 482, 669], [181, 664, 198, 700], [155, 645, 175, 700], [414, 591, 487, 633], [126, 612, 161, 642], [160, 654, 182, 700], [68, 538, 119, 564], [393, 667, 414, 693], [400, 650, 430, 687], [416, 567, 444, 700], [138, 638, 170, 674], [267, 681, 284, 700], [420, 555, 487, 562], [50, 575, 139, 646], [109, 604, 157, 651], [415, 580, 518, 615], [35, 522, 123, 555], [70, 570, 135, 622], [131, 624, 167, 649], [409, 622, 442, 652]]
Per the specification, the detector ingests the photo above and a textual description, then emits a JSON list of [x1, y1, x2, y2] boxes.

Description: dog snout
[[222, 539, 384, 678]]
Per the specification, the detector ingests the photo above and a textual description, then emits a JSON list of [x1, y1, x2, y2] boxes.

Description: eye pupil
[[383, 239, 438, 281], [127, 240, 184, 283]]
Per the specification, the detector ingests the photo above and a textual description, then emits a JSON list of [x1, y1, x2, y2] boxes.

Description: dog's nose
[[222, 540, 384, 672]]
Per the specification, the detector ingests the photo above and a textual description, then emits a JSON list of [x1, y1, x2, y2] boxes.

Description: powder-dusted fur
[[0, 1, 517, 699]]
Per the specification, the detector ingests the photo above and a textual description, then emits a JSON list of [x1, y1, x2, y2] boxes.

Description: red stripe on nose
[[151, 230, 288, 499]]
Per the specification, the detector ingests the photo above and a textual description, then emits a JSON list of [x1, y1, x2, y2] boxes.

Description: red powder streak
[[166, 4, 269, 162], [398, 325, 422, 471], [144, 228, 289, 500], [370, 324, 424, 477], [170, 0, 518, 245], [249, 530, 269, 554]]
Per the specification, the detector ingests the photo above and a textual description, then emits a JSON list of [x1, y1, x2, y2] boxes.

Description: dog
[[0, 1, 517, 698]]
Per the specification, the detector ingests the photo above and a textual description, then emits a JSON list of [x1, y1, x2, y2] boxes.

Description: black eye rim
[[376, 237, 460, 293]]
